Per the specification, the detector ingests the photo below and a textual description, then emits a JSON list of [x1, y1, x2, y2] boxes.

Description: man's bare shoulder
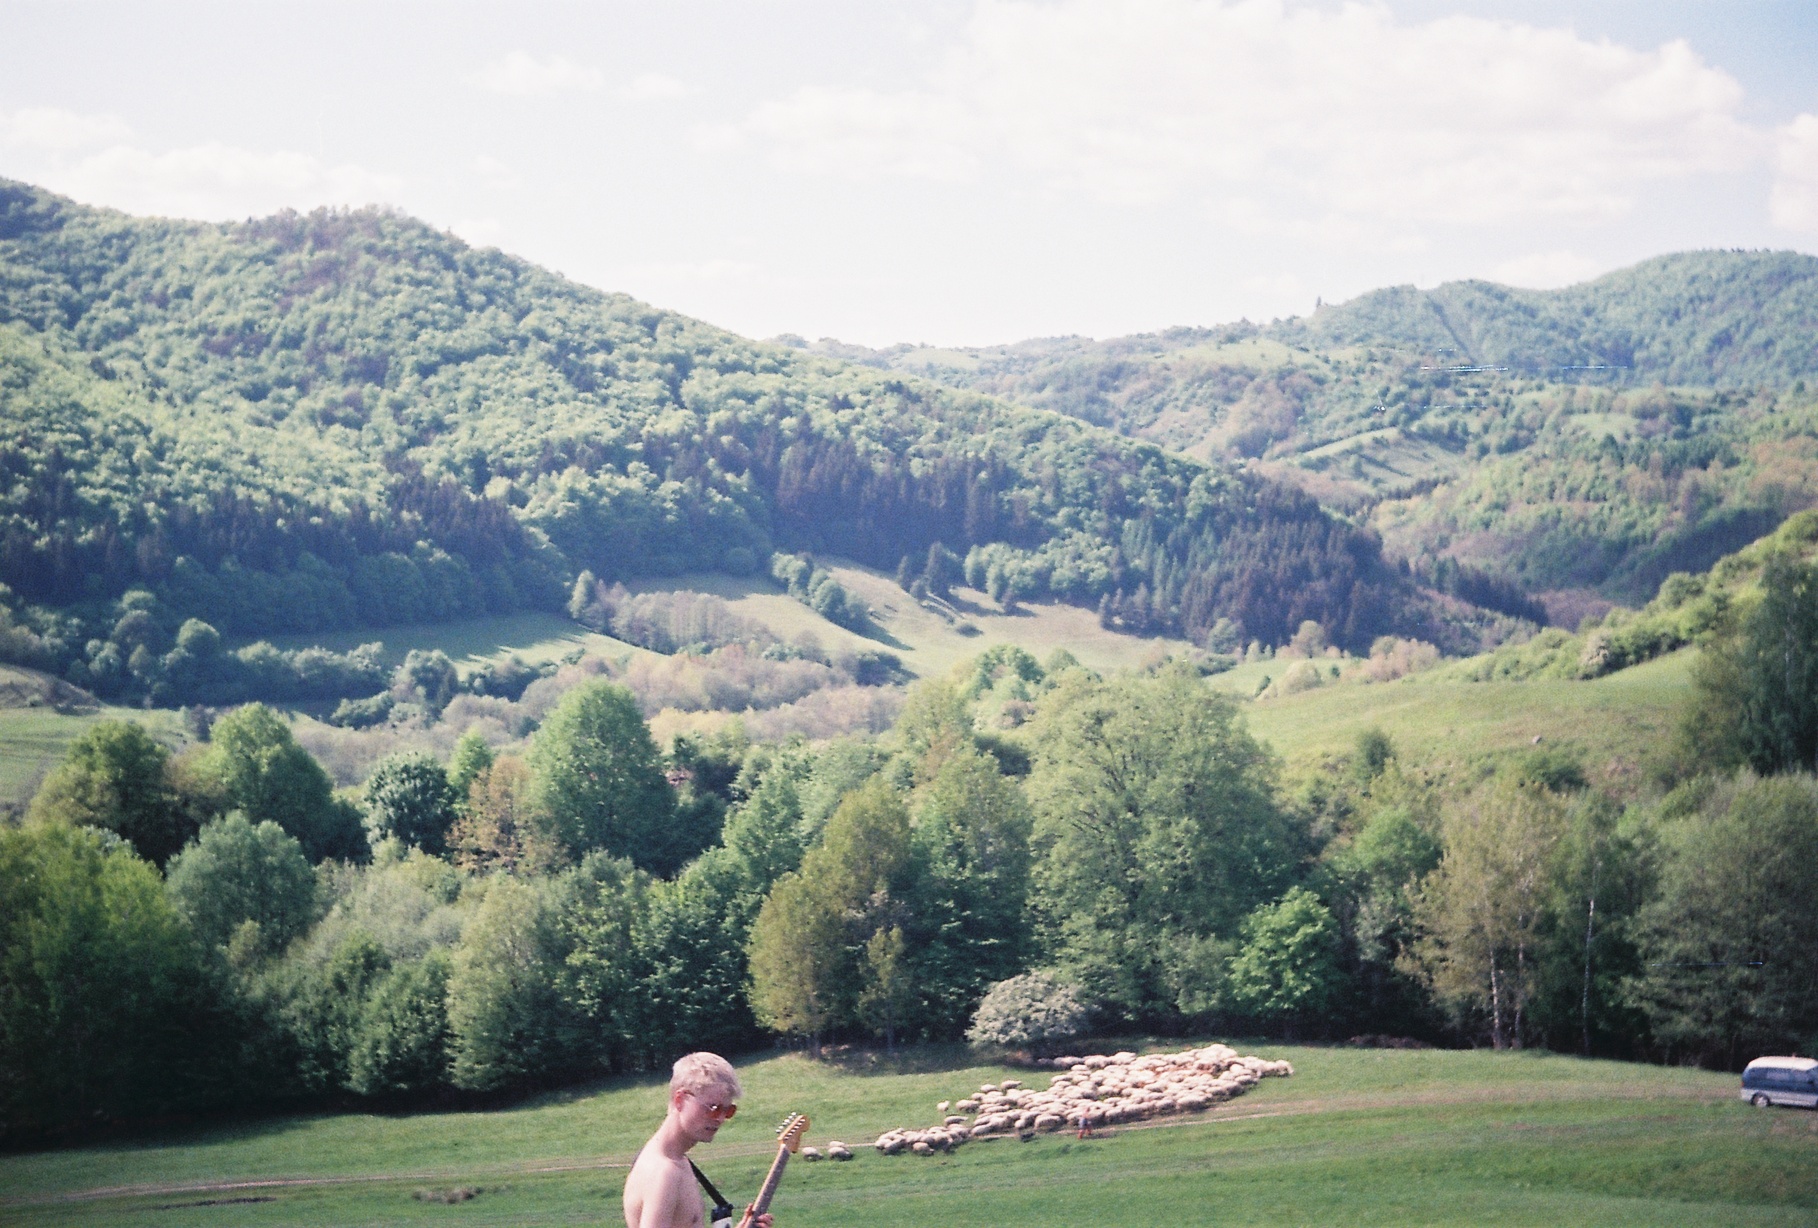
[[624, 1139, 702, 1228]]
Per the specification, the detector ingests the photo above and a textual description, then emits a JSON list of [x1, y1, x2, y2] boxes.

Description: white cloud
[[472, 51, 604, 97], [740, 0, 1759, 232], [635, 258, 760, 281], [620, 73, 688, 102], [0, 107, 132, 150], [1770, 113, 1818, 233], [41, 142, 402, 221], [471, 155, 521, 190], [1492, 249, 1606, 287]]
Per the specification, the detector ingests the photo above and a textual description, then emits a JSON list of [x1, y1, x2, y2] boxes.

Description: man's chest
[[673, 1174, 706, 1228]]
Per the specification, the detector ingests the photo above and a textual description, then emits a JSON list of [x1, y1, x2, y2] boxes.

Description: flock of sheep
[[798, 1044, 1293, 1161]]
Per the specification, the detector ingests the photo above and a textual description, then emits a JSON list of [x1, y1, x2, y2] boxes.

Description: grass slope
[[1231, 651, 1691, 791], [3, 1046, 1811, 1227], [0, 666, 186, 808], [254, 612, 648, 675], [246, 562, 1192, 684]]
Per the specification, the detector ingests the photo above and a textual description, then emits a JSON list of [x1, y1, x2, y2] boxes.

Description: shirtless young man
[[624, 1052, 775, 1228]]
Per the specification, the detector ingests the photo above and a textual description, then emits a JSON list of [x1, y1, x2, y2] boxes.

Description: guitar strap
[[689, 1160, 735, 1228]]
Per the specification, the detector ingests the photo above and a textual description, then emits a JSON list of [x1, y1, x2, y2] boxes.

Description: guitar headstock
[[776, 1113, 810, 1152]]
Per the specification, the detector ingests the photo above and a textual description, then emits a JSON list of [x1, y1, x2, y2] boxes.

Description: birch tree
[[1406, 780, 1566, 1048]]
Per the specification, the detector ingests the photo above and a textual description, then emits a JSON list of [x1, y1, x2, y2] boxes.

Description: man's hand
[[744, 1208, 773, 1228]]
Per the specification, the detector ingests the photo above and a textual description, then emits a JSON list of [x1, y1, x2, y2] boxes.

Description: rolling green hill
[[2, 1044, 1807, 1227], [1283, 251, 1818, 385], [0, 178, 1468, 709], [806, 251, 1818, 609]]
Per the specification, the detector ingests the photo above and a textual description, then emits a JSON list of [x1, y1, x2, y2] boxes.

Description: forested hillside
[[14, 513, 1818, 1137], [805, 251, 1818, 610], [1283, 251, 1818, 384], [0, 180, 1465, 706]]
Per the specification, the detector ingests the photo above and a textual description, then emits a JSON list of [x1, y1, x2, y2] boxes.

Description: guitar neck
[[740, 1147, 790, 1224]]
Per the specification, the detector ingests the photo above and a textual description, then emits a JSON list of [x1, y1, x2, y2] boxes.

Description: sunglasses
[[690, 1092, 738, 1121]]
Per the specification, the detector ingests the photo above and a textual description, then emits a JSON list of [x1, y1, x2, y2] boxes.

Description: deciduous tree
[[27, 720, 191, 867], [1629, 773, 1818, 1066], [528, 681, 678, 872], [1025, 663, 1303, 1022], [201, 704, 365, 862], [0, 823, 217, 1134], [1681, 553, 1818, 775], [363, 751, 457, 855], [909, 746, 1034, 1034], [1226, 887, 1342, 1035], [165, 814, 317, 956], [1407, 780, 1566, 1049]]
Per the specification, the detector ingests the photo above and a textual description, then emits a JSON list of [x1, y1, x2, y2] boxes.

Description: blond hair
[[671, 1052, 741, 1100]]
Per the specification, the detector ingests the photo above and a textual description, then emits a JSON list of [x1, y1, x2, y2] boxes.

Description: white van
[[1740, 1056, 1818, 1108]]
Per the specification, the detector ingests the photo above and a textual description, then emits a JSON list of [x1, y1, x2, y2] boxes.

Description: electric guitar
[[736, 1113, 809, 1227]]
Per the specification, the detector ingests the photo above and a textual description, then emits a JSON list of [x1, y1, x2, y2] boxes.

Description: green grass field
[[1234, 651, 1691, 791], [252, 612, 649, 674], [0, 668, 187, 808], [242, 563, 1194, 686], [3, 1045, 1812, 1226], [0, 576, 1693, 806]]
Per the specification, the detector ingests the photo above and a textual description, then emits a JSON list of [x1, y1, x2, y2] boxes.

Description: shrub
[[966, 970, 1088, 1051], [331, 692, 394, 729]]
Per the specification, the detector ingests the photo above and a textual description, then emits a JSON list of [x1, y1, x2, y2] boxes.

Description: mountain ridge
[[0, 179, 1478, 705], [792, 250, 1818, 607], [1282, 250, 1818, 384]]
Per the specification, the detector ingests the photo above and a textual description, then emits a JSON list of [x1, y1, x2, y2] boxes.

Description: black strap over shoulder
[[690, 1160, 735, 1226]]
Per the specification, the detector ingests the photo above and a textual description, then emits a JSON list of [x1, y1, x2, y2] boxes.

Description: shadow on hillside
[[818, 1042, 981, 1078], [3, 1068, 673, 1157], [852, 619, 912, 651]]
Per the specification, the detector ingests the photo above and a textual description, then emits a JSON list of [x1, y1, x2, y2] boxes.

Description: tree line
[[9, 552, 1818, 1140]]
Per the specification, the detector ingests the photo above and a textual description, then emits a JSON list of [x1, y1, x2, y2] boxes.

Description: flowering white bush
[[966, 970, 1088, 1049]]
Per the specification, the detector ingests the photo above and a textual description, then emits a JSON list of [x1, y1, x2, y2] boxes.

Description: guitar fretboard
[[751, 1150, 789, 1215]]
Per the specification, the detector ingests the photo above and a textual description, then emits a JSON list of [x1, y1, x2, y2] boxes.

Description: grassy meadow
[[1233, 651, 1691, 791], [0, 559, 1694, 806], [247, 565, 1194, 684], [0, 665, 187, 808], [3, 1044, 1813, 1227]]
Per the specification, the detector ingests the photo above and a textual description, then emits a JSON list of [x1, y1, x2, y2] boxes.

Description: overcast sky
[[3, 1, 1816, 346]]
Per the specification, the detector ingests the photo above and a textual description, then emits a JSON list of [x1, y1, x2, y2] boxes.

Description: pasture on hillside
[[0, 666, 186, 809], [0, 578, 1692, 808], [3, 1045, 1813, 1227], [251, 565, 1197, 685], [1234, 650, 1691, 791]]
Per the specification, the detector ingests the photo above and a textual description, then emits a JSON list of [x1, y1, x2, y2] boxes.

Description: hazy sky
[[4, 1, 1816, 346]]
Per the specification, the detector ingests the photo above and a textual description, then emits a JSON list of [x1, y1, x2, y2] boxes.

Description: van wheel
[[1751, 1093, 1771, 1108]]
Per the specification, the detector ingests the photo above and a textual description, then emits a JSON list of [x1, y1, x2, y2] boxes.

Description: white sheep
[[871, 1042, 1293, 1153]]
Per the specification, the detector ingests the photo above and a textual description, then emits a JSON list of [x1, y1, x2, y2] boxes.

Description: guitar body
[[737, 1114, 809, 1227]]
